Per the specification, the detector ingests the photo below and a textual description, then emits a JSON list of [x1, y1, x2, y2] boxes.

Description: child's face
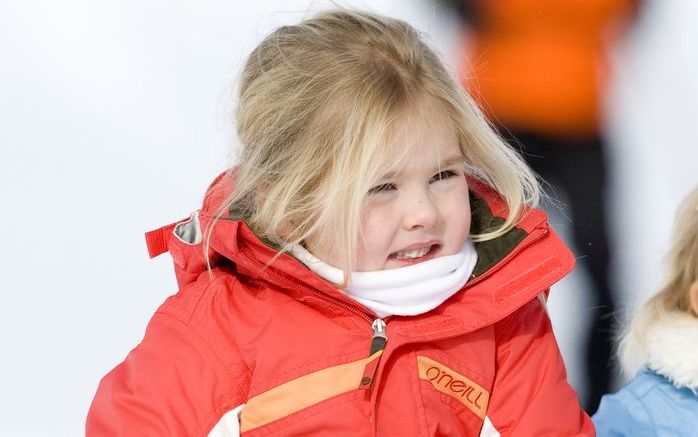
[[311, 121, 471, 271]]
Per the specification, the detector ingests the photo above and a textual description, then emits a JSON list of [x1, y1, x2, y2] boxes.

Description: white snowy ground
[[0, 1, 695, 434]]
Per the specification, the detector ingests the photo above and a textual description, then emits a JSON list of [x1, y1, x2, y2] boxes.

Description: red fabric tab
[[359, 352, 383, 390], [145, 223, 178, 259]]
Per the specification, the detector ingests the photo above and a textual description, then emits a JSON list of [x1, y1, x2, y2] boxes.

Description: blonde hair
[[619, 187, 698, 376], [212, 9, 539, 281]]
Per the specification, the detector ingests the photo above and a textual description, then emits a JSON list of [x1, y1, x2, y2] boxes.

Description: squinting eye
[[430, 170, 457, 183], [368, 183, 396, 194]]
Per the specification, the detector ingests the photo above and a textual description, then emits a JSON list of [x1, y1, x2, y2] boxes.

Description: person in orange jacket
[[441, 0, 639, 413], [87, 9, 592, 435]]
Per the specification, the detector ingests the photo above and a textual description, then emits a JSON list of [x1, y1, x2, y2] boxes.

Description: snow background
[[0, 0, 696, 434]]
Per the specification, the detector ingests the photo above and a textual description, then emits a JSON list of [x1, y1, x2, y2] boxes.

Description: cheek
[[357, 206, 395, 253], [444, 186, 471, 238], [448, 205, 471, 236], [360, 214, 386, 245]]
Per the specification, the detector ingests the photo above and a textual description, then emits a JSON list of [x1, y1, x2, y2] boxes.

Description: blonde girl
[[593, 187, 698, 435], [88, 9, 591, 436]]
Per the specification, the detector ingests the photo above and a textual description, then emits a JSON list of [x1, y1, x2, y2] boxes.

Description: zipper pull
[[369, 318, 387, 354], [360, 318, 387, 390]]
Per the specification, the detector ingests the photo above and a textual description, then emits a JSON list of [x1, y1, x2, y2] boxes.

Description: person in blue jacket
[[593, 186, 698, 436]]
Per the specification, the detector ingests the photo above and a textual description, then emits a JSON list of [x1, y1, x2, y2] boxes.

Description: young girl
[[87, 9, 592, 436], [593, 187, 698, 435]]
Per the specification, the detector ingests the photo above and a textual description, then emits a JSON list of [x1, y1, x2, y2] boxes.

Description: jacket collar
[[644, 312, 698, 391]]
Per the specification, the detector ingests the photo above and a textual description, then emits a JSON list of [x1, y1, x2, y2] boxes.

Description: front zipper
[[239, 245, 375, 324], [242, 248, 392, 394], [360, 318, 387, 390]]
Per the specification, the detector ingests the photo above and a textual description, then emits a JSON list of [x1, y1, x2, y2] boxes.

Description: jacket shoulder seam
[[157, 270, 231, 324], [152, 307, 251, 387], [151, 310, 251, 436], [154, 276, 251, 426], [158, 273, 252, 375]]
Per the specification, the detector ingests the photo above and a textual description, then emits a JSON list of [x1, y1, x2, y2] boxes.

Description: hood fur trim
[[645, 312, 698, 390]]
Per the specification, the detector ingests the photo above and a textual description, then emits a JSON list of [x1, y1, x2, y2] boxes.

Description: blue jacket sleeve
[[593, 390, 655, 437]]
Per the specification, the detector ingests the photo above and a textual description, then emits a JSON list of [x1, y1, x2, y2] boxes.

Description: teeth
[[395, 247, 430, 259]]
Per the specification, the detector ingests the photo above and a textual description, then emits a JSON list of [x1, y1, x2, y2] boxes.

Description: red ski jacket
[[87, 173, 594, 436]]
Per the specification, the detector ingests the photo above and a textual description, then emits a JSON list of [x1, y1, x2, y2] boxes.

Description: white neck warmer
[[291, 241, 478, 318]]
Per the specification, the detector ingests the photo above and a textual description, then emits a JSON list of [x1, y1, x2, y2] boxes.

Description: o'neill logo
[[417, 356, 490, 419]]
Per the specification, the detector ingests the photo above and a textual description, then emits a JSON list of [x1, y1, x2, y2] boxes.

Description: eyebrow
[[380, 155, 466, 180], [439, 156, 467, 168]]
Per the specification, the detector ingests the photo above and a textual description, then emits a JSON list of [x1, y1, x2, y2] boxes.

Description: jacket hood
[[147, 170, 575, 339]]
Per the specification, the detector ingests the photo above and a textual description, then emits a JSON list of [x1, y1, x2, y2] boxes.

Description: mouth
[[388, 242, 441, 265]]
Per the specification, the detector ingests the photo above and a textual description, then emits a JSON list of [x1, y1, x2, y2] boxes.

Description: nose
[[401, 189, 439, 231]]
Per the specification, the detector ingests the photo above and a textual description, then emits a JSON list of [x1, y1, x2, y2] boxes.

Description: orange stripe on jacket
[[240, 351, 383, 432]]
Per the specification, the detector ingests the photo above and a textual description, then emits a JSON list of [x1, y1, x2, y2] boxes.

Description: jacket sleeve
[[592, 391, 652, 436], [86, 312, 247, 436], [485, 297, 594, 436]]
